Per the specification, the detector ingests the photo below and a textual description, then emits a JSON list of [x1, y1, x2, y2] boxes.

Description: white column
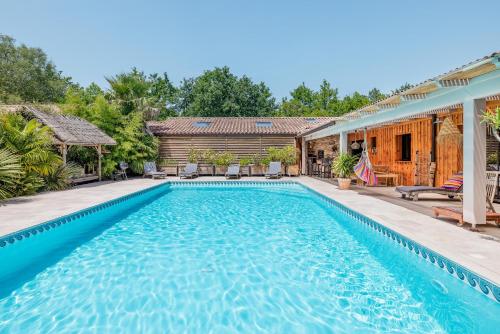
[[463, 98, 486, 229], [339, 132, 348, 153], [301, 137, 307, 175]]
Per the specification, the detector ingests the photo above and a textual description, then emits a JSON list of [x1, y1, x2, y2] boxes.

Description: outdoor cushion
[[441, 173, 463, 191]]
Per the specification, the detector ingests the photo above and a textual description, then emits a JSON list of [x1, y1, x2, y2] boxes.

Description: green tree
[[62, 89, 158, 175], [106, 68, 177, 120], [368, 88, 386, 103], [180, 66, 276, 117], [276, 80, 374, 117], [391, 83, 413, 95], [0, 35, 73, 103]]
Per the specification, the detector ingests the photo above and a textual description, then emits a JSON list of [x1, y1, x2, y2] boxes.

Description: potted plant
[[265, 146, 286, 175], [202, 149, 217, 175], [250, 153, 264, 176], [482, 106, 500, 142], [214, 152, 235, 175], [280, 145, 299, 176], [332, 152, 357, 190], [187, 148, 202, 163]]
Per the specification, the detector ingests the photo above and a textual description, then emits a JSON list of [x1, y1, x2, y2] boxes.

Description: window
[[305, 118, 318, 123], [193, 121, 211, 128], [396, 133, 412, 161], [370, 136, 377, 149], [256, 121, 272, 128]]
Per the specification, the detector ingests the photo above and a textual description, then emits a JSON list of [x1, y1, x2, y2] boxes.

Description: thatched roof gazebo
[[1, 105, 116, 181]]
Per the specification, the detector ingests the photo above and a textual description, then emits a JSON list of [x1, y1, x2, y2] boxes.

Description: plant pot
[[162, 165, 178, 176], [250, 165, 264, 176], [337, 178, 352, 190], [286, 164, 299, 176], [215, 166, 228, 175], [200, 165, 215, 176], [241, 165, 251, 176]]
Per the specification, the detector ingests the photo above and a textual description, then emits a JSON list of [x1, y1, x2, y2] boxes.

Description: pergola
[[22, 106, 116, 181], [303, 52, 500, 229]]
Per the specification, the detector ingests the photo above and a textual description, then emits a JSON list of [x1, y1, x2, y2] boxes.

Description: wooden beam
[[61, 144, 67, 166], [97, 145, 102, 181]]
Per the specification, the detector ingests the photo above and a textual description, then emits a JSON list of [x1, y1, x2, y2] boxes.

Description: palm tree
[[1, 114, 61, 195], [0, 148, 22, 199]]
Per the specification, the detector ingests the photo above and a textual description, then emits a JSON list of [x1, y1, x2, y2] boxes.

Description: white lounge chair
[[179, 163, 199, 179], [265, 161, 282, 179], [143, 161, 167, 179], [225, 164, 241, 179]]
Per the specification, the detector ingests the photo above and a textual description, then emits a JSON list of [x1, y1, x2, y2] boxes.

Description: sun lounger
[[225, 164, 241, 179], [179, 163, 199, 179], [143, 161, 167, 179], [265, 161, 282, 179], [396, 173, 463, 201]]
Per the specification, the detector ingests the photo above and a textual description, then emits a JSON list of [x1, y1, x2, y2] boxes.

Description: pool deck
[[1, 176, 500, 287]]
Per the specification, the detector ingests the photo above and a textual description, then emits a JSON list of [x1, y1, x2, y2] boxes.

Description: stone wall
[[307, 135, 339, 159]]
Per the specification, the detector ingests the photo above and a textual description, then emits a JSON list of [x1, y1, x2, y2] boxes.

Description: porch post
[[463, 98, 486, 229], [61, 144, 67, 166], [339, 131, 348, 153], [97, 145, 102, 182], [301, 137, 307, 175]]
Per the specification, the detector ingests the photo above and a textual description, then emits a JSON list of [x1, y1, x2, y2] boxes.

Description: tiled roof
[[147, 117, 338, 136]]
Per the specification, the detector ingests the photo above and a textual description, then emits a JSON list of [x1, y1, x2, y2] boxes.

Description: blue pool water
[[0, 183, 499, 333]]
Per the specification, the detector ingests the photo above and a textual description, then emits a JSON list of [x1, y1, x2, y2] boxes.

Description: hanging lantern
[[437, 117, 462, 145], [351, 130, 360, 150]]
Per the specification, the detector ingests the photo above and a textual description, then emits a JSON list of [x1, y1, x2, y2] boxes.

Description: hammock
[[354, 131, 378, 185]]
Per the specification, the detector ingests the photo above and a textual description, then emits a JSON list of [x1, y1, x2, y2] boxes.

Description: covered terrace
[[302, 52, 500, 229]]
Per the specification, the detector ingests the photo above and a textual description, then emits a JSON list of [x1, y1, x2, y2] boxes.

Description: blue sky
[[1, 0, 499, 99]]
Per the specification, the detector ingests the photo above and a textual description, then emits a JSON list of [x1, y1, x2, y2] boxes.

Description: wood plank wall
[[347, 108, 464, 186], [158, 135, 296, 165]]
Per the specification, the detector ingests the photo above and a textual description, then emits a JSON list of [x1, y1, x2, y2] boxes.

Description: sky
[[1, 0, 499, 99]]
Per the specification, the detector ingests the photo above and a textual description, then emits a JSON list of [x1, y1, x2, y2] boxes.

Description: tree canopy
[[0, 35, 73, 103], [179, 66, 276, 117], [275, 80, 383, 117], [0, 33, 405, 179]]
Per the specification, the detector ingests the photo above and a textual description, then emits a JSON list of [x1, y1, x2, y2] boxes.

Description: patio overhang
[[303, 52, 500, 229], [304, 66, 500, 141]]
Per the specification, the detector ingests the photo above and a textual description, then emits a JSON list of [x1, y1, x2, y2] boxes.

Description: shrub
[[252, 153, 263, 166], [265, 145, 298, 166], [202, 149, 217, 165], [214, 152, 235, 167], [187, 148, 202, 163], [239, 157, 253, 167], [332, 152, 357, 178], [0, 114, 61, 195], [0, 148, 23, 200]]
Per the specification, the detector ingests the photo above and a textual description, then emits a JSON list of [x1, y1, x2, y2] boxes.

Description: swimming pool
[[0, 182, 499, 333]]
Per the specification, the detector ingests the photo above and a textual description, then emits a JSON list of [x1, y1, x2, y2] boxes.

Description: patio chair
[[179, 163, 199, 179], [395, 172, 463, 201], [225, 164, 241, 179], [265, 161, 282, 179], [143, 161, 167, 179], [117, 162, 128, 180], [433, 172, 500, 228]]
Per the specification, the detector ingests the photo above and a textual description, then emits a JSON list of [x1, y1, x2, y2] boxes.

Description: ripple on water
[[0, 185, 499, 333]]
